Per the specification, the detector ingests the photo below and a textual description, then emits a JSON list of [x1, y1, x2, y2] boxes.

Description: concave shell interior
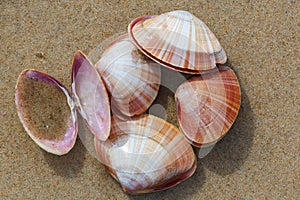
[[72, 51, 111, 141], [15, 51, 112, 155], [15, 69, 77, 155]]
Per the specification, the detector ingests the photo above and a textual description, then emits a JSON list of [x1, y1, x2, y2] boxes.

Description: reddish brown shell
[[129, 10, 227, 74], [15, 69, 77, 155], [175, 67, 241, 147], [96, 34, 161, 119], [94, 114, 196, 194]]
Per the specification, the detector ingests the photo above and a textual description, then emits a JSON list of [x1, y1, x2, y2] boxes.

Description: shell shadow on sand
[[147, 67, 192, 126], [200, 70, 255, 176], [134, 64, 254, 197], [129, 163, 205, 199], [43, 136, 86, 178]]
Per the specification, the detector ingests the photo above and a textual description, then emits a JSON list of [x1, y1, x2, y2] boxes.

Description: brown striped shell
[[175, 67, 241, 147], [94, 114, 196, 194], [96, 34, 161, 119], [15, 69, 78, 155], [129, 10, 227, 74]]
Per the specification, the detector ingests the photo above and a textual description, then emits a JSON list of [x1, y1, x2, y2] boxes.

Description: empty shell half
[[72, 51, 111, 141], [96, 34, 161, 119], [94, 114, 196, 194], [15, 69, 77, 155], [129, 10, 227, 74], [175, 67, 241, 147]]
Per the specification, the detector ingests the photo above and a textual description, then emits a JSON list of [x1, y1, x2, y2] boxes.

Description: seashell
[[129, 10, 227, 74], [15, 51, 111, 155], [175, 67, 241, 147], [72, 51, 111, 141], [96, 34, 161, 118], [15, 69, 77, 155], [94, 114, 196, 194]]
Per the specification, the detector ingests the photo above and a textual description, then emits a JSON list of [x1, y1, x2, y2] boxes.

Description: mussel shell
[[94, 114, 196, 194], [15, 69, 77, 155], [129, 10, 227, 74], [72, 51, 111, 141], [175, 67, 241, 147], [96, 34, 161, 118]]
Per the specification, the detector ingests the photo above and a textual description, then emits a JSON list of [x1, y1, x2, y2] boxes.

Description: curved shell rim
[[175, 67, 241, 147], [15, 69, 78, 155], [72, 50, 111, 142], [106, 154, 197, 194], [128, 15, 222, 74], [94, 114, 196, 174], [95, 34, 162, 117]]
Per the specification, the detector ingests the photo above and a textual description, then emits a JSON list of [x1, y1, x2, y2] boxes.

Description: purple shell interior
[[15, 69, 78, 155], [72, 51, 111, 141]]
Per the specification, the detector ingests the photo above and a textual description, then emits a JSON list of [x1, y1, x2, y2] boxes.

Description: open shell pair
[[15, 52, 111, 155]]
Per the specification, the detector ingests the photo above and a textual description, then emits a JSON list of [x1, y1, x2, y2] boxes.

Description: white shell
[[96, 34, 161, 118], [94, 114, 196, 194], [129, 10, 227, 74]]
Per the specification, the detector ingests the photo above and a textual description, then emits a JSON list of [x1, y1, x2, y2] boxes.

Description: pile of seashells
[[15, 10, 241, 194]]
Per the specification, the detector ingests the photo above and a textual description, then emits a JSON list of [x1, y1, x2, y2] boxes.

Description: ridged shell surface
[[94, 114, 196, 194], [129, 10, 227, 74], [175, 67, 241, 147], [96, 34, 161, 118]]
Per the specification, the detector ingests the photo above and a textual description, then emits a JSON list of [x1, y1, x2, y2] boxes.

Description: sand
[[1, 1, 299, 199]]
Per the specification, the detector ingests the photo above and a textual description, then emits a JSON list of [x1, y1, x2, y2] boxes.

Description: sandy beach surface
[[1, 1, 299, 199]]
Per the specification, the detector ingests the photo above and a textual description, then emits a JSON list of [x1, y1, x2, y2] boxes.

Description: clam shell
[[175, 67, 241, 147], [15, 69, 77, 155], [94, 114, 196, 194], [72, 51, 111, 141], [129, 10, 227, 74], [96, 34, 161, 118]]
